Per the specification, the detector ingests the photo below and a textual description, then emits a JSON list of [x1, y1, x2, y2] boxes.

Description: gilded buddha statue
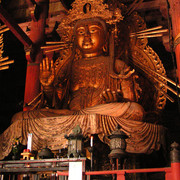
[[0, 0, 166, 160]]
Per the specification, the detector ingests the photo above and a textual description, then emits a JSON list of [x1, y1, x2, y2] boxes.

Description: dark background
[[0, 30, 26, 133]]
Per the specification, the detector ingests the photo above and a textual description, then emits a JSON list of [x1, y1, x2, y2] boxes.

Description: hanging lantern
[[64, 125, 84, 158]]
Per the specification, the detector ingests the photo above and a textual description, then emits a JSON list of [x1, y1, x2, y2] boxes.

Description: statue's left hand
[[40, 57, 55, 87], [100, 89, 122, 103]]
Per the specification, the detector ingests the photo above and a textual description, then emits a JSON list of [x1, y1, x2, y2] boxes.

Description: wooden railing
[[57, 162, 180, 180], [1, 142, 180, 180]]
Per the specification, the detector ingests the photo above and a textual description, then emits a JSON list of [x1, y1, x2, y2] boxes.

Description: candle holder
[[87, 146, 94, 171], [87, 135, 95, 171], [21, 149, 34, 160]]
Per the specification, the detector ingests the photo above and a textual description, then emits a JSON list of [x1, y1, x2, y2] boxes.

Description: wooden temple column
[[170, 142, 180, 180], [23, 0, 49, 111], [168, 0, 180, 84]]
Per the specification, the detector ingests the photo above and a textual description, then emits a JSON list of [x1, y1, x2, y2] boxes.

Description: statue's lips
[[82, 41, 94, 49], [82, 43, 93, 49]]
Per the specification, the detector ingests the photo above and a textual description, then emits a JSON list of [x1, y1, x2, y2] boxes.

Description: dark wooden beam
[[0, 4, 32, 47], [136, 0, 160, 11]]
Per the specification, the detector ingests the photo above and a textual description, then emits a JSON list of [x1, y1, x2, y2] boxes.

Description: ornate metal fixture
[[0, 24, 14, 71], [64, 125, 84, 158], [170, 142, 180, 163], [108, 125, 128, 169], [38, 147, 54, 159]]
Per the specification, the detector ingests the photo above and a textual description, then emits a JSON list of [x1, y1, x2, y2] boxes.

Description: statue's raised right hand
[[40, 57, 55, 87]]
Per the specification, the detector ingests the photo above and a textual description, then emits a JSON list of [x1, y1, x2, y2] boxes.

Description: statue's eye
[[89, 29, 97, 33], [77, 28, 85, 35], [89, 26, 100, 33], [78, 30, 85, 35]]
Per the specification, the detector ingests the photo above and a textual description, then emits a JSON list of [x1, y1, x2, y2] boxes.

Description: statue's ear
[[103, 43, 108, 54], [103, 32, 109, 55]]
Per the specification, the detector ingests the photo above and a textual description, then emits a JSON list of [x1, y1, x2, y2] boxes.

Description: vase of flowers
[[12, 138, 20, 160]]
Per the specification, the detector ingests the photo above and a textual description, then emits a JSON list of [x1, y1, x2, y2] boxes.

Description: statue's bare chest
[[71, 57, 108, 91]]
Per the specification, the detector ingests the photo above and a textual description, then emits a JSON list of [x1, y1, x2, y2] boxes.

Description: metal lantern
[[64, 125, 84, 158], [108, 125, 128, 169]]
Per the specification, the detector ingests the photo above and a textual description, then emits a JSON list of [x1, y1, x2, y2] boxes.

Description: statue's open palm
[[40, 58, 55, 87]]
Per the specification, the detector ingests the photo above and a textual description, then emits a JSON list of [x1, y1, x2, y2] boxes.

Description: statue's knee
[[130, 102, 145, 121], [11, 111, 23, 123], [133, 102, 144, 113]]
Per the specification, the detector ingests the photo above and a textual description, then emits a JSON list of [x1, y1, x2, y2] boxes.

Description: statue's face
[[75, 20, 106, 57]]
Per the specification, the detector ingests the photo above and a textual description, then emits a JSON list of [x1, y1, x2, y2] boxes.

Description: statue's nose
[[83, 28, 91, 42], [83, 35, 91, 44], [84, 27, 91, 37]]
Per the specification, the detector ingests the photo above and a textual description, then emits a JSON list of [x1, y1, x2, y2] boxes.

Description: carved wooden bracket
[[26, 0, 40, 22], [24, 45, 33, 62], [0, 4, 33, 48], [24, 44, 42, 63]]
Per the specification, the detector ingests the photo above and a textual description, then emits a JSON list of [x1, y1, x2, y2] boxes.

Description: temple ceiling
[[0, 0, 170, 51]]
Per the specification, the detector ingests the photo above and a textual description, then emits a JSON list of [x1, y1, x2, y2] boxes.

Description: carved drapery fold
[[0, 102, 165, 160]]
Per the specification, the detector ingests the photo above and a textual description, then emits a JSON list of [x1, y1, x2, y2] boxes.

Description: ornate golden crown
[[58, 0, 123, 42], [69, 0, 113, 23]]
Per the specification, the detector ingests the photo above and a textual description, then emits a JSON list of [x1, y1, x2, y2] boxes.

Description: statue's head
[[58, 0, 123, 56], [74, 18, 107, 57]]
